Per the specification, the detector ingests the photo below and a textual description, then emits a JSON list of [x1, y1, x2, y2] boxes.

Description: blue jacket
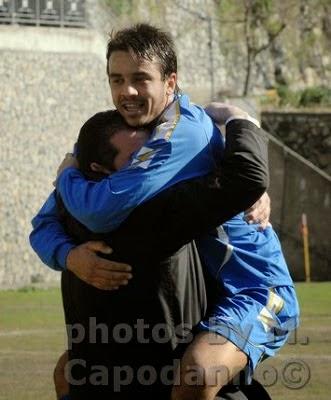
[[30, 94, 223, 269]]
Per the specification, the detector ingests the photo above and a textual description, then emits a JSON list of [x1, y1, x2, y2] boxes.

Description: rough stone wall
[[261, 111, 331, 175], [0, 50, 111, 288]]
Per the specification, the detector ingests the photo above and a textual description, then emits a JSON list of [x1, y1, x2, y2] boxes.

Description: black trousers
[[61, 269, 271, 400]]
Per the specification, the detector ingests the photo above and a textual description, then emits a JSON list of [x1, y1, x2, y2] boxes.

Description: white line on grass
[[0, 328, 64, 336]]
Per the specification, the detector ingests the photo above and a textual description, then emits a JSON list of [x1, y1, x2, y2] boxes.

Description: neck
[[144, 94, 176, 132]]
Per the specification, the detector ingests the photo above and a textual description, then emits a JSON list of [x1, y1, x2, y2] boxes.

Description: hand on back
[[66, 241, 132, 290]]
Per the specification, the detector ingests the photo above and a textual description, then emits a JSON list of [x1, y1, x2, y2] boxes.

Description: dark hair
[[106, 23, 179, 90], [77, 110, 131, 180]]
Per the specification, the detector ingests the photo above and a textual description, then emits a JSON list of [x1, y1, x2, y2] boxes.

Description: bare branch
[[254, 23, 287, 57]]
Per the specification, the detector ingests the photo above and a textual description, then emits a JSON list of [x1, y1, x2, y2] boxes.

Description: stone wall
[[261, 111, 331, 175], [0, 0, 119, 288], [0, 49, 111, 288]]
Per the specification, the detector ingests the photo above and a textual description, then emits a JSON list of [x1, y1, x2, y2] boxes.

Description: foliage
[[104, 0, 134, 15], [276, 85, 301, 107], [299, 86, 331, 107], [274, 85, 331, 108]]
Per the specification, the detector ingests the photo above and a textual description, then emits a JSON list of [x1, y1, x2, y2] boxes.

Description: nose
[[121, 82, 138, 97]]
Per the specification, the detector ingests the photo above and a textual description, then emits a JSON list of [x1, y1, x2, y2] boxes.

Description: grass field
[[0, 282, 330, 399]]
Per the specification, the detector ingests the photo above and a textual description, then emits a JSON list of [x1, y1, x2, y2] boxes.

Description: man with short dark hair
[[30, 24, 273, 399], [51, 106, 273, 400]]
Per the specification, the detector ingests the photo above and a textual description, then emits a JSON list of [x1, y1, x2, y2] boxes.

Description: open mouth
[[122, 102, 145, 114]]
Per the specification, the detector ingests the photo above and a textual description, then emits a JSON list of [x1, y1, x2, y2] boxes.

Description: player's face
[[111, 128, 149, 170], [108, 51, 176, 127]]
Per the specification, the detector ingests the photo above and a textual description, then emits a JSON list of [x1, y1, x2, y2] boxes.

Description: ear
[[166, 72, 177, 95], [90, 162, 111, 174]]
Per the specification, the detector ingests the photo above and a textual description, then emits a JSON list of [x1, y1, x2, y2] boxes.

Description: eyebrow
[[109, 73, 122, 78], [109, 72, 151, 78], [132, 72, 151, 78]]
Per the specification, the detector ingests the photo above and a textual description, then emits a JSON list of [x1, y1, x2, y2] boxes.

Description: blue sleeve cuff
[[59, 395, 71, 400], [55, 242, 75, 270], [57, 167, 79, 186]]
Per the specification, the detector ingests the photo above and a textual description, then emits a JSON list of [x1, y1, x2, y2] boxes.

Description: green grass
[[0, 288, 66, 400], [0, 283, 330, 399]]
